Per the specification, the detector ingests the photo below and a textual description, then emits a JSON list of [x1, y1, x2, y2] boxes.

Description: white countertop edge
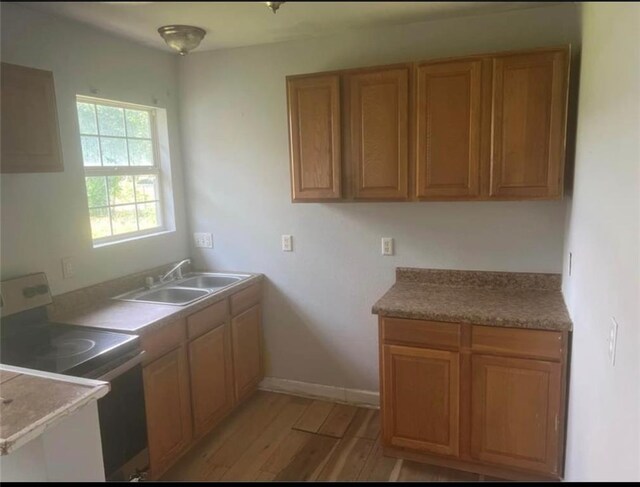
[[0, 364, 110, 456]]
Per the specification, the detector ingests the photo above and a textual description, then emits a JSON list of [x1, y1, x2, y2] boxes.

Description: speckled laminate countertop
[[372, 268, 572, 331], [0, 365, 109, 455], [48, 271, 264, 336]]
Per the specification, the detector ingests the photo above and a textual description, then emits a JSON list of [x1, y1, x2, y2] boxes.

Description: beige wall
[[0, 3, 189, 295], [179, 4, 580, 392], [562, 3, 640, 481]]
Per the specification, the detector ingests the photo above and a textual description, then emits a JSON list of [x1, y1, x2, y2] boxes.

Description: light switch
[[194, 232, 213, 248], [381, 237, 394, 256], [62, 257, 75, 279], [282, 235, 293, 252]]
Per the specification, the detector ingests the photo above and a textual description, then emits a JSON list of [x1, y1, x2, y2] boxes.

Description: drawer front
[[141, 319, 187, 364], [381, 317, 460, 350], [187, 299, 229, 339], [471, 325, 563, 361], [230, 282, 262, 316]]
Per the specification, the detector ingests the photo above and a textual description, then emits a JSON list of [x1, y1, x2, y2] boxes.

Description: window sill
[[92, 229, 175, 248]]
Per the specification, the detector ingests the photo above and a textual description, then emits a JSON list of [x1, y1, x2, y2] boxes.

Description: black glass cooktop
[[1, 307, 138, 377]]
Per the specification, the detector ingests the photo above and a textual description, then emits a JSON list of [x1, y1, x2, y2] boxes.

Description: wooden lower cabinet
[[143, 345, 192, 479], [231, 303, 264, 402], [470, 354, 561, 475], [141, 281, 263, 479], [188, 323, 234, 439], [382, 345, 459, 457], [379, 316, 568, 480]]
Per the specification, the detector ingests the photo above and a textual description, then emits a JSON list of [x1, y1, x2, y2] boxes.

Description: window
[[76, 96, 168, 245]]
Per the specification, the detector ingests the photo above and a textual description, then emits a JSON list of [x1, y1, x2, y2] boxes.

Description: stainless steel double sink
[[113, 272, 252, 306]]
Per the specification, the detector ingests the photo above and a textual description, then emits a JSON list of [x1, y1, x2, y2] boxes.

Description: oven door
[[97, 352, 149, 481]]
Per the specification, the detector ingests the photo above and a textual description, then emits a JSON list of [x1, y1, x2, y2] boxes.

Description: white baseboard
[[259, 377, 379, 409]]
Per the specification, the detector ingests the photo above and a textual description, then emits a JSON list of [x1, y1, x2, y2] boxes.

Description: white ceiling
[[21, 2, 559, 53]]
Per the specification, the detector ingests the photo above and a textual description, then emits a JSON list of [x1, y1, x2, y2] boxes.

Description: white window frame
[[76, 95, 169, 246]]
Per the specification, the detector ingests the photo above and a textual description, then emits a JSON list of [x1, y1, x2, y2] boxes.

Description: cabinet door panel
[[348, 67, 409, 199], [143, 346, 192, 479], [1, 62, 63, 173], [382, 344, 459, 457], [189, 323, 234, 438], [490, 49, 568, 198], [231, 303, 263, 402], [471, 354, 561, 474], [287, 75, 341, 200], [416, 59, 482, 199]]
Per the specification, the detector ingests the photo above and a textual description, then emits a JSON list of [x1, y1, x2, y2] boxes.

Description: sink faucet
[[160, 259, 191, 284]]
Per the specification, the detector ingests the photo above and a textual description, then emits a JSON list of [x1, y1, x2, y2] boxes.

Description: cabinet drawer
[[230, 282, 261, 316], [187, 299, 229, 339], [381, 317, 460, 350], [141, 319, 187, 364], [471, 325, 563, 361]]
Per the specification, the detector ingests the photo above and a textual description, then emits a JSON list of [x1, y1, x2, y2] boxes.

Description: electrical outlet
[[381, 237, 394, 256], [282, 235, 293, 252], [62, 257, 75, 279], [608, 317, 619, 366], [194, 232, 213, 248]]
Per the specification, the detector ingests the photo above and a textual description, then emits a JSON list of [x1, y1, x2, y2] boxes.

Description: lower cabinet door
[[231, 303, 263, 402], [382, 344, 460, 457], [188, 323, 234, 438], [143, 346, 193, 479], [470, 354, 561, 475]]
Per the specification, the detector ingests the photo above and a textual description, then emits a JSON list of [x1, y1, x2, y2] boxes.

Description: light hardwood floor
[[162, 391, 500, 482]]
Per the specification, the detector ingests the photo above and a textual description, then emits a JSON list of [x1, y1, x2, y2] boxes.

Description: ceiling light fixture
[[157, 25, 206, 55], [265, 2, 285, 14]]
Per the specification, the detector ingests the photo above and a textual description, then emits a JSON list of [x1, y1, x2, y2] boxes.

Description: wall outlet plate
[[282, 234, 293, 252], [381, 237, 394, 256], [608, 317, 618, 366], [61, 257, 74, 279], [194, 232, 213, 248]]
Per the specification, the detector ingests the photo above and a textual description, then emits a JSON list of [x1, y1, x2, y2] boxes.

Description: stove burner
[[37, 338, 97, 359]]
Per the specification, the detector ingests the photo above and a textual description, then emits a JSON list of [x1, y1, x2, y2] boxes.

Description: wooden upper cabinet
[[416, 59, 482, 199], [143, 345, 193, 479], [231, 303, 263, 402], [490, 49, 569, 198], [470, 354, 561, 475], [286, 46, 570, 203], [1, 62, 63, 173], [382, 344, 460, 457], [188, 323, 234, 439], [346, 66, 409, 200], [287, 75, 341, 201]]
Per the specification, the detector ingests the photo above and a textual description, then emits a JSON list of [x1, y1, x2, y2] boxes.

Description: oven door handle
[[98, 350, 145, 382]]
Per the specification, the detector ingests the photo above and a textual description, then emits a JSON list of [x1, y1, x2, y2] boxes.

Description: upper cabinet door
[[490, 49, 569, 198], [346, 66, 409, 200], [1, 62, 63, 173], [416, 59, 482, 199], [287, 75, 341, 201]]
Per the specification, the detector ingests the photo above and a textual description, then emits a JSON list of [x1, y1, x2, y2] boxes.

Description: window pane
[[80, 136, 101, 166], [137, 202, 159, 230], [97, 105, 125, 136], [107, 176, 135, 205], [125, 109, 151, 138], [77, 103, 98, 135], [134, 175, 158, 202], [128, 139, 153, 166], [89, 208, 111, 239], [85, 177, 108, 208], [111, 204, 138, 235], [101, 137, 128, 166]]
